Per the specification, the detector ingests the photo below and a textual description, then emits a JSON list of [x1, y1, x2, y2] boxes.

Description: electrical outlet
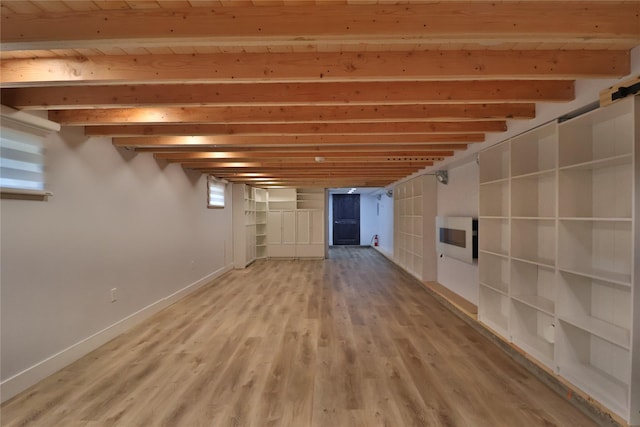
[[110, 288, 117, 302]]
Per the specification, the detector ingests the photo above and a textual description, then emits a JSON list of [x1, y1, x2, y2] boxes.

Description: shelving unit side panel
[[511, 122, 558, 176], [630, 95, 640, 426], [479, 141, 509, 183]]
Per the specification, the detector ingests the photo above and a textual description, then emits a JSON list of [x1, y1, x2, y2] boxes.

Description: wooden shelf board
[[512, 294, 555, 316], [479, 281, 509, 297], [557, 266, 631, 288], [511, 256, 556, 269], [559, 153, 632, 172], [511, 168, 556, 180], [558, 217, 632, 222], [558, 316, 630, 350], [480, 177, 509, 186], [479, 249, 509, 259]]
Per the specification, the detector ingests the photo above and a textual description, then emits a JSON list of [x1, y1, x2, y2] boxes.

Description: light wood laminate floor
[[1, 247, 596, 426]]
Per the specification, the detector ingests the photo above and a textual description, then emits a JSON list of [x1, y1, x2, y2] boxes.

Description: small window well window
[[207, 176, 226, 208], [1, 127, 45, 192], [0, 106, 60, 200]]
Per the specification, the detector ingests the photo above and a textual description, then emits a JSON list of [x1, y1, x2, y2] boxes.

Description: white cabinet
[[266, 188, 325, 259], [295, 209, 325, 258], [477, 96, 639, 425], [237, 187, 325, 260], [267, 210, 296, 258]]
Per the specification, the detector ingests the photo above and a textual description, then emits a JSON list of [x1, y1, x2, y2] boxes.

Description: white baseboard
[[0, 264, 233, 403], [372, 245, 394, 261]]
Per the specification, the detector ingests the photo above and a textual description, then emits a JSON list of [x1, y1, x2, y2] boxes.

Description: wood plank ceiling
[[1, 1, 639, 188]]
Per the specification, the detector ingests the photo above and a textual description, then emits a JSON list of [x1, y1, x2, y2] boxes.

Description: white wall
[[0, 126, 233, 400], [359, 193, 377, 245], [375, 192, 394, 257], [436, 160, 479, 304]]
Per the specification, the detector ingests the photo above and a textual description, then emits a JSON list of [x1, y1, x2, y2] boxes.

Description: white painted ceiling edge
[[394, 44, 640, 188]]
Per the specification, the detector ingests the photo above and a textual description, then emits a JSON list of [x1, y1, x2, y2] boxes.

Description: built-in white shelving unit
[[393, 175, 437, 282], [266, 188, 325, 259], [255, 188, 267, 259], [232, 184, 257, 268], [235, 186, 326, 262], [477, 96, 639, 426]]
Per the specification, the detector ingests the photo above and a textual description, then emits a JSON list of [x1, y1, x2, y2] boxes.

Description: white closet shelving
[[235, 187, 326, 261], [266, 188, 325, 259], [477, 95, 639, 426], [393, 175, 437, 282], [478, 141, 511, 337], [232, 184, 257, 268], [255, 188, 267, 259]]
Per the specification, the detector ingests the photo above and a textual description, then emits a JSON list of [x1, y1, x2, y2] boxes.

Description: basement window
[[207, 176, 226, 208], [0, 107, 59, 201]]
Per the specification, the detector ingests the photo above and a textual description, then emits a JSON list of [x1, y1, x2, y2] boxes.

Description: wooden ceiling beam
[[90, 121, 504, 137], [182, 161, 435, 169], [168, 158, 444, 165], [113, 134, 483, 148], [191, 167, 428, 173], [253, 181, 396, 188], [2, 50, 628, 88], [211, 170, 416, 176], [134, 143, 467, 154], [3, 3, 637, 50], [227, 177, 406, 183], [1, 80, 575, 109], [156, 151, 454, 161], [52, 104, 533, 125]]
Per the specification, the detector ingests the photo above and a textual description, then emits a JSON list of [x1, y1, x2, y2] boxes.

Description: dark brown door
[[333, 194, 360, 245]]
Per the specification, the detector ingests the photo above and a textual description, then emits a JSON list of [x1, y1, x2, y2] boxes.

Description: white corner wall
[[359, 193, 378, 246], [436, 160, 479, 304], [0, 126, 234, 401]]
